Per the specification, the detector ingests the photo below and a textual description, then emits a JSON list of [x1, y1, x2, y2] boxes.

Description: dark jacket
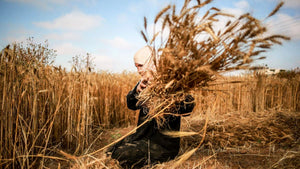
[[126, 82, 195, 157]]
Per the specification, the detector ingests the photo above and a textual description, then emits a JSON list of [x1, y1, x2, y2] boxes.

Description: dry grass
[[0, 1, 299, 168], [138, 0, 290, 126], [68, 110, 299, 169], [136, 0, 291, 166], [0, 42, 299, 168], [0, 42, 138, 168]]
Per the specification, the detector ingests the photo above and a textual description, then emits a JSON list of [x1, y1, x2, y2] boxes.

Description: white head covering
[[134, 46, 153, 65], [133, 46, 156, 79]]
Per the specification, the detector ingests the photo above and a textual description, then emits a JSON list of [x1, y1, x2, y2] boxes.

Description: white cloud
[[5, 0, 68, 9], [191, 1, 249, 42], [265, 13, 300, 40], [235, 0, 250, 10], [219, 0, 249, 17], [147, 0, 159, 5], [129, 3, 140, 13], [222, 8, 245, 18], [264, 0, 300, 9], [5, 35, 28, 44], [44, 32, 81, 41], [128, 0, 164, 14], [52, 43, 120, 71], [6, 0, 67, 4], [35, 11, 102, 31], [146, 18, 170, 47], [117, 14, 128, 23], [146, 0, 168, 7], [92, 49, 135, 72], [53, 43, 86, 56], [93, 54, 115, 70], [5, 36, 27, 45], [5, 0, 96, 9], [282, 0, 300, 9], [3, 27, 38, 44], [205, 1, 249, 38], [108, 37, 134, 50]]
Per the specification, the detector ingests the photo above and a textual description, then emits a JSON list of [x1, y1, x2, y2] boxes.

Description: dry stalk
[[138, 0, 289, 125], [134, 0, 290, 166]]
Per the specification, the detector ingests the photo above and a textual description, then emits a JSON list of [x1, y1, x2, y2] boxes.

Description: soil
[[83, 124, 299, 169], [45, 111, 300, 169]]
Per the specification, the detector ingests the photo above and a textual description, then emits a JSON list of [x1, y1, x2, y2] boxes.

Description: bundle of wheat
[[139, 0, 289, 124], [134, 1, 291, 167]]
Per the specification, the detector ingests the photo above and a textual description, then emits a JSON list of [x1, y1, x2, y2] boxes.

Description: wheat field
[[1, 0, 299, 168], [0, 42, 299, 168]]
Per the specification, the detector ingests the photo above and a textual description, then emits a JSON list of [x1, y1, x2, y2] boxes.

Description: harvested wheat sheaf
[[136, 0, 290, 167], [139, 0, 290, 124]]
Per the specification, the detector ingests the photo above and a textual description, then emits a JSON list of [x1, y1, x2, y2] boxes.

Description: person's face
[[135, 63, 144, 75]]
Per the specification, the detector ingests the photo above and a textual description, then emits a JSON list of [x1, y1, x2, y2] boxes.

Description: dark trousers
[[108, 138, 175, 169]]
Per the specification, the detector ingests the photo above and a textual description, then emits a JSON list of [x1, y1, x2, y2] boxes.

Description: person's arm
[[126, 82, 140, 110], [177, 95, 195, 116]]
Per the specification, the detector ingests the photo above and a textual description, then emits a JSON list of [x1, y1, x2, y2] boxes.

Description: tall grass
[[0, 41, 299, 168], [194, 73, 300, 115], [0, 42, 138, 168]]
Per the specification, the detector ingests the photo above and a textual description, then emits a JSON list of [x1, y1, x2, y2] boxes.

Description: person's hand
[[136, 78, 148, 93]]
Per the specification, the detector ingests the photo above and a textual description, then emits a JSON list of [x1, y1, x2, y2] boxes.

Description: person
[[106, 46, 195, 168]]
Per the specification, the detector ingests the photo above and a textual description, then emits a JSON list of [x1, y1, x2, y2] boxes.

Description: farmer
[[107, 46, 195, 168]]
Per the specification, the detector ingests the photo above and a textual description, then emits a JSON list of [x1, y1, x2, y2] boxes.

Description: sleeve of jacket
[[126, 82, 140, 110], [177, 94, 195, 116]]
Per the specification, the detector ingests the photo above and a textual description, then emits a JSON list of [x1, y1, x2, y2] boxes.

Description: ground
[[46, 111, 300, 169], [95, 128, 299, 169]]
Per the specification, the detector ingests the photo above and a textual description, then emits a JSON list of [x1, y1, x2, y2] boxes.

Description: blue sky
[[0, 0, 299, 73]]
